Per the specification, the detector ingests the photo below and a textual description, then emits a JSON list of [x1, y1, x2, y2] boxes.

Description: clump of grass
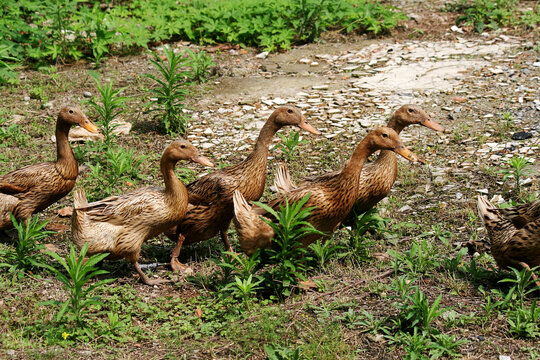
[[0, 214, 53, 280]]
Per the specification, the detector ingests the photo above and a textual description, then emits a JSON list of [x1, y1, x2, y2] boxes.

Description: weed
[[499, 156, 534, 200], [275, 130, 308, 161], [41, 243, 114, 326], [86, 146, 145, 200], [255, 194, 324, 297], [0, 214, 53, 279], [0, 119, 30, 147], [0, 44, 19, 84], [184, 48, 215, 83], [389, 238, 440, 276], [145, 46, 192, 135], [222, 275, 263, 309], [264, 343, 301, 360], [309, 238, 345, 270], [447, 0, 519, 33], [428, 333, 469, 358], [87, 74, 128, 145]]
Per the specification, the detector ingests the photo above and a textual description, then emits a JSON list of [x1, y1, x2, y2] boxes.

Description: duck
[[477, 196, 540, 288], [0, 106, 98, 230], [233, 127, 419, 255], [165, 105, 320, 271], [71, 141, 213, 285], [274, 104, 444, 227]]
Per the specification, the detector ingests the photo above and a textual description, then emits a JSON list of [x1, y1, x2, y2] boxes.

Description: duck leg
[[170, 233, 190, 272], [133, 261, 170, 286], [220, 229, 234, 253]]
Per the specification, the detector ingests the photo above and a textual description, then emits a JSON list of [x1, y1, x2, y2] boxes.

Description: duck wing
[[76, 188, 163, 225], [0, 162, 57, 195]]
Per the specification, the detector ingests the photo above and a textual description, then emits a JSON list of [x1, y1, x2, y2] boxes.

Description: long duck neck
[[377, 115, 404, 163], [243, 119, 280, 167], [161, 157, 188, 208], [340, 139, 373, 182], [55, 120, 78, 180]]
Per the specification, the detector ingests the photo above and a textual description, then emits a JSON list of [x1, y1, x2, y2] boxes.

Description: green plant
[[145, 46, 192, 135], [41, 243, 115, 325], [389, 238, 440, 276], [427, 333, 469, 358], [87, 74, 128, 145], [309, 239, 345, 270], [499, 156, 534, 199], [86, 146, 145, 200], [255, 194, 324, 297], [222, 274, 263, 309], [448, 0, 519, 33], [0, 44, 19, 84], [264, 343, 301, 360], [275, 130, 308, 161], [392, 286, 447, 332], [184, 48, 215, 83], [0, 214, 53, 279]]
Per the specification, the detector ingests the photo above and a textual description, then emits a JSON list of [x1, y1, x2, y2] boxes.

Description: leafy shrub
[[256, 194, 324, 297], [41, 243, 114, 326], [0, 214, 53, 279], [145, 46, 192, 135], [87, 74, 128, 145]]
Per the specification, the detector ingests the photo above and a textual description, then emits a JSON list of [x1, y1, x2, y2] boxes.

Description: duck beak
[[192, 155, 214, 167], [80, 117, 99, 133], [298, 116, 321, 135], [421, 118, 445, 132], [394, 145, 419, 162]]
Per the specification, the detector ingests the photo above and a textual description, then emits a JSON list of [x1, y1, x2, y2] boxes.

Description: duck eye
[[180, 144, 186, 149], [69, 109, 74, 114], [287, 109, 293, 114], [408, 108, 414, 113], [382, 133, 388, 138]]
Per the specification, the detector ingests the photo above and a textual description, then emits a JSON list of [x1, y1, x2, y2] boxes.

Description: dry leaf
[[195, 307, 203, 318]]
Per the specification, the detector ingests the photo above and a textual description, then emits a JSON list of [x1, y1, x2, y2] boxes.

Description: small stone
[[399, 205, 412, 212], [511, 131, 532, 140], [452, 96, 467, 103], [273, 98, 288, 105], [23, 95, 30, 101], [312, 85, 329, 90], [204, 128, 213, 135], [255, 51, 268, 59], [310, 61, 319, 67], [451, 25, 464, 33], [499, 356, 511, 360], [299, 58, 311, 64], [83, 91, 92, 98]]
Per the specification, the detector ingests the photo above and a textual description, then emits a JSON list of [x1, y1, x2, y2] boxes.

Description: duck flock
[[0, 103, 538, 288]]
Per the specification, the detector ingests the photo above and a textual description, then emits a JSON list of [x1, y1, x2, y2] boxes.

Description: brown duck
[[71, 141, 213, 286], [166, 106, 320, 271], [275, 104, 444, 226], [477, 196, 540, 288], [0, 106, 98, 230], [233, 127, 419, 255]]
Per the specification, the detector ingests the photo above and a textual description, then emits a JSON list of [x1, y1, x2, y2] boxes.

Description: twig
[[315, 269, 394, 299]]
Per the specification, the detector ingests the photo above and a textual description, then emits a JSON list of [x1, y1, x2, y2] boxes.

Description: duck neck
[[161, 157, 188, 207], [55, 120, 78, 180], [387, 115, 405, 134], [244, 119, 280, 166], [340, 139, 372, 181]]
